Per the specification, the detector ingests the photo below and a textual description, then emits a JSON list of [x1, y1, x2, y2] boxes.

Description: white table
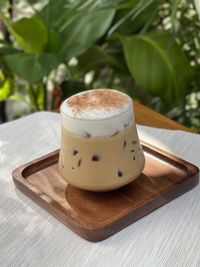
[[0, 112, 200, 267]]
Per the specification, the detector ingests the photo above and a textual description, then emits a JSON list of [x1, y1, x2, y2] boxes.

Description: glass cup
[[58, 89, 145, 192]]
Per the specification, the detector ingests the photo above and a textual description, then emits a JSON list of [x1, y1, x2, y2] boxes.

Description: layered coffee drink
[[58, 89, 145, 192]]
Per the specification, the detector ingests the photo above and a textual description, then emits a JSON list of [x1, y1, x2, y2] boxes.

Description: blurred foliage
[[0, 0, 199, 131]]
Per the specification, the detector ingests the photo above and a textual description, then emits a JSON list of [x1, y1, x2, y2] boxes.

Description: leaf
[[194, 0, 200, 20], [1, 14, 48, 53], [0, 78, 13, 100], [171, 0, 181, 29], [61, 80, 87, 100], [0, 46, 20, 56], [0, 71, 4, 81], [5, 53, 61, 83], [46, 30, 61, 52], [28, 82, 45, 110], [38, 0, 115, 58], [39, 0, 66, 28], [26, 0, 43, 4], [37, 1, 115, 59], [110, 0, 139, 9], [119, 31, 194, 103], [0, 46, 19, 78], [110, 0, 160, 35], [0, 0, 7, 9], [60, 9, 115, 59], [0, 39, 10, 45], [35, 82, 45, 110], [78, 46, 124, 73]]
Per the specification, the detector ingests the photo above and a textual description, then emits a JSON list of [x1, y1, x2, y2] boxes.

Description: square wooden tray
[[12, 141, 199, 242]]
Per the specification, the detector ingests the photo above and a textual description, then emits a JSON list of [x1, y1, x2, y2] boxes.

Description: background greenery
[[0, 0, 199, 131]]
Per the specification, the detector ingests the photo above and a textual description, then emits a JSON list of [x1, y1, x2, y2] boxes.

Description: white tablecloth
[[0, 112, 200, 267]]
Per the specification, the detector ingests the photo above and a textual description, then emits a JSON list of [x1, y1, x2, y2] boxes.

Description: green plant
[[0, 0, 199, 130]]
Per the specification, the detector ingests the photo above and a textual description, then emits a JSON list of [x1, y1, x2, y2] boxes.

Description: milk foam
[[60, 89, 134, 137]]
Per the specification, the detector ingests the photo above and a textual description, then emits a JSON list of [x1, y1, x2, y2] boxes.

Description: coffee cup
[[58, 89, 145, 192]]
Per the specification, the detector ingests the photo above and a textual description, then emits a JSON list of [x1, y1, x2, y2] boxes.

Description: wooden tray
[[12, 141, 199, 242]]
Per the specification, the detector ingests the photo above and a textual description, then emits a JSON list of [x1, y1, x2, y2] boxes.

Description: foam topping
[[63, 89, 130, 119], [60, 89, 134, 136]]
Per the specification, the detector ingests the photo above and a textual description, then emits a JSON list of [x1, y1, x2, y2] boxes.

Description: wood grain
[[12, 141, 199, 242]]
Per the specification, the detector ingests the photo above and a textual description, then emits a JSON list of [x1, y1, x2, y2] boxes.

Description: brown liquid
[[58, 124, 145, 192]]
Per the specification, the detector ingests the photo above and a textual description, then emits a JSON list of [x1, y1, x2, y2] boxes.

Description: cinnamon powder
[[67, 89, 129, 116]]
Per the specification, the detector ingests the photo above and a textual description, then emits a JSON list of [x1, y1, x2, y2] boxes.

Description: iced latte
[[58, 89, 145, 192]]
